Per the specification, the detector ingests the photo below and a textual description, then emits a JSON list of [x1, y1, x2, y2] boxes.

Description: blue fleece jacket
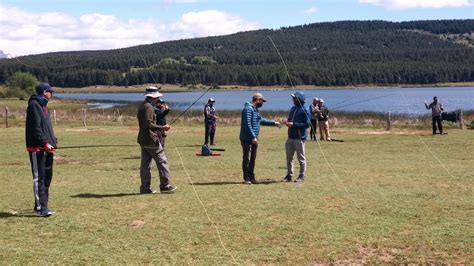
[[239, 101, 276, 142]]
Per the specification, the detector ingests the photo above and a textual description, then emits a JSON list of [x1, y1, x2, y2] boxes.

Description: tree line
[[0, 20, 472, 88]]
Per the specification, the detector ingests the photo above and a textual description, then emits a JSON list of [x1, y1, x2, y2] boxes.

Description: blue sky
[[0, 0, 472, 56]]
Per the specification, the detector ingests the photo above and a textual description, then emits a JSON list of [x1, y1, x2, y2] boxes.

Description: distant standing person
[[155, 97, 170, 148], [204, 98, 218, 145], [309, 97, 319, 141], [26, 83, 57, 217], [137, 86, 177, 194], [425, 96, 444, 135], [317, 99, 331, 141], [239, 93, 281, 184], [282, 92, 311, 182]]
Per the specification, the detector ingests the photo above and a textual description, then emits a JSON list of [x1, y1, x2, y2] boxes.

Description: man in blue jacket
[[26, 83, 57, 217], [282, 92, 311, 182], [239, 93, 280, 184]]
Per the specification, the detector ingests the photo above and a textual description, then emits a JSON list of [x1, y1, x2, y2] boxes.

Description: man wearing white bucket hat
[[137, 86, 177, 194]]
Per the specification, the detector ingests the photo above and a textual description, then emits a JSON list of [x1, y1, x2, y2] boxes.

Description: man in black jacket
[[204, 98, 218, 145], [26, 83, 57, 217]]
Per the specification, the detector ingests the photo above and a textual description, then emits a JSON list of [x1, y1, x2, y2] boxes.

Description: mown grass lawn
[[0, 124, 472, 264]]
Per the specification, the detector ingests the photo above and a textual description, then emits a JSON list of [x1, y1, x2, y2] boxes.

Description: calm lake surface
[[56, 87, 474, 115]]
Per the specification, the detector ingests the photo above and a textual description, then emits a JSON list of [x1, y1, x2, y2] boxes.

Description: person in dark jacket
[[137, 87, 177, 194], [282, 92, 311, 182], [204, 98, 218, 145], [425, 96, 444, 135], [317, 99, 331, 141], [26, 83, 57, 217], [239, 93, 280, 184], [309, 97, 319, 141], [154, 97, 170, 148]]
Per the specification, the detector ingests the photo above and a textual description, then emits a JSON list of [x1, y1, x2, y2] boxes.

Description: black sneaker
[[140, 188, 158, 194], [250, 179, 258, 184], [282, 175, 292, 182], [160, 185, 177, 194], [38, 208, 54, 217]]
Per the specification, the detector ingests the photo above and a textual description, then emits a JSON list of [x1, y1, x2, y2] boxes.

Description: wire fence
[[3, 105, 472, 129]]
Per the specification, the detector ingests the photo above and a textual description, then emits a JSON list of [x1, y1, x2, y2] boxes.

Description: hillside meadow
[[0, 117, 472, 263]]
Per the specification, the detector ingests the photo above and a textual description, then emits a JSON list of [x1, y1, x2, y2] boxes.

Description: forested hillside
[[0, 20, 472, 88]]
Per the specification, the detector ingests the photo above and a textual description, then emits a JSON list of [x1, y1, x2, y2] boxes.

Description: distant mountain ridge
[[0, 19, 472, 87]]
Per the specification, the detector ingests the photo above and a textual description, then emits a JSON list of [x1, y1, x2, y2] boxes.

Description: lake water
[[56, 87, 474, 115]]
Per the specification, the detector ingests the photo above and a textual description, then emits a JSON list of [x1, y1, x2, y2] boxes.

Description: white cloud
[[170, 10, 259, 38], [359, 0, 473, 10], [0, 5, 259, 56], [303, 6, 319, 16]]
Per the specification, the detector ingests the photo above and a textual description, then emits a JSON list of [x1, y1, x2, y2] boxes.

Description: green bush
[[5, 72, 37, 100]]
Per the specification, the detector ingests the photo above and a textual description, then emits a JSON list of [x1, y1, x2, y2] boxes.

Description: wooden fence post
[[459, 110, 463, 129], [386, 111, 391, 131], [5, 106, 9, 128], [53, 109, 57, 125], [82, 108, 87, 127]]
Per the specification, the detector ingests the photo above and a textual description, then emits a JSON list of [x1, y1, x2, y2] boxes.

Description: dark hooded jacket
[[25, 95, 57, 149], [287, 92, 311, 140]]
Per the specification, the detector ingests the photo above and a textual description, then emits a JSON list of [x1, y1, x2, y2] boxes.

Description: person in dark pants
[[26, 83, 57, 217], [204, 98, 218, 145], [425, 96, 444, 135], [154, 97, 170, 148], [137, 86, 177, 194], [309, 97, 319, 141], [239, 93, 280, 184]]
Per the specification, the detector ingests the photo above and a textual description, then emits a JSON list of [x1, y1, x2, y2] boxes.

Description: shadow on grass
[[71, 193, 140, 198], [192, 179, 279, 185], [122, 156, 141, 160], [0, 211, 38, 219]]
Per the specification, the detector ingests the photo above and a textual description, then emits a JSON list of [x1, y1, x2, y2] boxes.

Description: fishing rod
[[168, 86, 214, 125], [56, 144, 136, 149]]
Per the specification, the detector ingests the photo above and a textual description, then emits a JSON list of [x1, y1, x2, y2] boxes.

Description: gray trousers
[[140, 145, 171, 190], [285, 139, 306, 177]]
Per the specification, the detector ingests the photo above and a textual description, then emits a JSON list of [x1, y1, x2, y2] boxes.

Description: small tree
[[6, 72, 37, 100]]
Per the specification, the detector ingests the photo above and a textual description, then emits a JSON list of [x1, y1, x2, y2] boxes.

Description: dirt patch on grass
[[322, 196, 347, 209], [130, 219, 146, 228], [333, 245, 404, 264]]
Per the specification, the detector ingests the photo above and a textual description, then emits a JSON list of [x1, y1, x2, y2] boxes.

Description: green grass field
[[0, 123, 472, 264]]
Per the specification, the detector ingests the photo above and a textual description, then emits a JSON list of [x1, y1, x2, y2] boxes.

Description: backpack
[[201, 144, 213, 156]]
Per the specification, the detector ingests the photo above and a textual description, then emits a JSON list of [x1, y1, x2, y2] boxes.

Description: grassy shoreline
[[52, 82, 474, 93]]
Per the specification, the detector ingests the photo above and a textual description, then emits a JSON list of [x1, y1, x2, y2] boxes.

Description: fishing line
[[330, 93, 396, 111], [175, 147, 239, 264], [10, 55, 81, 69], [133, 46, 161, 87], [399, 92, 455, 178], [264, 36, 364, 211]]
